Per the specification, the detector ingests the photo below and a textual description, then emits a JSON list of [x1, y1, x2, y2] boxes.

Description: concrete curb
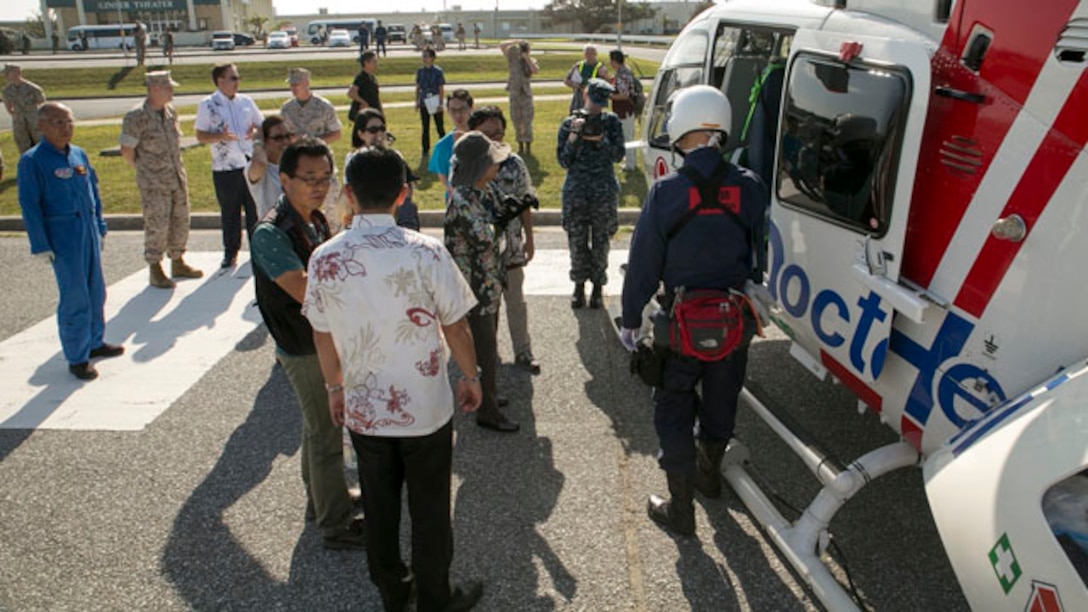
[[0, 209, 645, 232]]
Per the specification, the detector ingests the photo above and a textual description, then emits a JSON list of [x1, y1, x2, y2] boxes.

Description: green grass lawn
[[0, 98, 650, 218], [20, 52, 635, 99]]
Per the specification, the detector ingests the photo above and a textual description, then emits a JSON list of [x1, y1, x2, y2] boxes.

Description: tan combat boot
[[171, 257, 204, 279], [149, 262, 176, 288]]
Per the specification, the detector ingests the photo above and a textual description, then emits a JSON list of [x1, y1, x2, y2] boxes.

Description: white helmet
[[666, 85, 732, 146]]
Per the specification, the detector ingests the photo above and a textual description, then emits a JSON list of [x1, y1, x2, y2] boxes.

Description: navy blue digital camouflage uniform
[[621, 147, 768, 474], [556, 111, 625, 286]]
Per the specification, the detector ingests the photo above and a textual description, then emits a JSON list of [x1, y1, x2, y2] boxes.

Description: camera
[[494, 193, 540, 229], [572, 109, 604, 138]]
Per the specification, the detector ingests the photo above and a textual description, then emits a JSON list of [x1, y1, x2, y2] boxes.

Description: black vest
[[253, 199, 331, 356]]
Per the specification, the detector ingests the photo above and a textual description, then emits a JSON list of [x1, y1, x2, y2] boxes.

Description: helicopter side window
[[648, 66, 704, 148], [647, 30, 707, 149], [776, 55, 910, 237]]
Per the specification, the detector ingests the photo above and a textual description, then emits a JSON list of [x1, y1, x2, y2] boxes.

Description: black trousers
[[419, 108, 445, 152], [351, 420, 454, 612], [212, 168, 257, 259], [467, 308, 501, 423]]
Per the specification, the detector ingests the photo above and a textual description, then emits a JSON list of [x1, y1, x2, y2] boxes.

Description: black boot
[[571, 282, 586, 309], [589, 283, 604, 309], [693, 439, 729, 499], [647, 472, 696, 536]]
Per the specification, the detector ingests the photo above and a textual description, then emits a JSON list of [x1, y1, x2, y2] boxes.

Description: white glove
[[35, 250, 55, 264], [620, 327, 639, 352], [744, 279, 773, 327]]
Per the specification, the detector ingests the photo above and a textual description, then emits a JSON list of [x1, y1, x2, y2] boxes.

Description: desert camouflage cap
[[286, 67, 311, 84], [3, 63, 21, 75], [146, 70, 179, 87]]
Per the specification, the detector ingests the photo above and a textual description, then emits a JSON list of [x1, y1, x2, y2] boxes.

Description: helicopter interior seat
[[719, 55, 768, 153]]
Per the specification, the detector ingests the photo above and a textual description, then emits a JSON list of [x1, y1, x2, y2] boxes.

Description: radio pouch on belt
[[664, 162, 760, 361]]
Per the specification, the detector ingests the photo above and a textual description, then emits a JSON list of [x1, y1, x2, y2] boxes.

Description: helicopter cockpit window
[[648, 67, 704, 148], [648, 30, 707, 148], [776, 55, 909, 237], [1042, 469, 1088, 587]]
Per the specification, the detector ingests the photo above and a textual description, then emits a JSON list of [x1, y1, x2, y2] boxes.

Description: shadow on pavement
[[574, 307, 659, 458], [161, 363, 374, 609], [451, 358, 576, 609]]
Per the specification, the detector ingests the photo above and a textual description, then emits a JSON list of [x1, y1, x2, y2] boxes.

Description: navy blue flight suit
[[621, 146, 768, 475]]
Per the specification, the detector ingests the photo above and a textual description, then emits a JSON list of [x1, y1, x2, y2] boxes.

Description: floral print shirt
[[303, 214, 477, 437], [444, 183, 504, 314]]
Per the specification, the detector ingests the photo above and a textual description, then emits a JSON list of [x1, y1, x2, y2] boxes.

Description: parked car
[[386, 24, 406, 44], [327, 29, 352, 48], [211, 30, 235, 51], [282, 26, 299, 47], [266, 31, 290, 49], [233, 32, 256, 46]]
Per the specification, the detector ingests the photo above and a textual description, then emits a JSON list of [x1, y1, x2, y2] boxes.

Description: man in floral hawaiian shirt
[[444, 131, 520, 433], [305, 146, 484, 612]]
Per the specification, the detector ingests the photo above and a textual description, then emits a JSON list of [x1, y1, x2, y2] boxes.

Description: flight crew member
[[619, 86, 768, 537], [556, 78, 625, 309], [120, 71, 204, 289], [18, 102, 125, 381]]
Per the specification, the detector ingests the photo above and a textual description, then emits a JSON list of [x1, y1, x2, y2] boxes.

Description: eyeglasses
[[364, 125, 387, 134], [290, 175, 332, 187], [225, 75, 241, 82], [266, 133, 292, 142], [44, 119, 74, 128]]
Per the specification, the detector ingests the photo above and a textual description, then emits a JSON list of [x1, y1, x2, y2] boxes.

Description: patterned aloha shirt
[[303, 214, 477, 437], [194, 90, 263, 172], [444, 183, 504, 314]]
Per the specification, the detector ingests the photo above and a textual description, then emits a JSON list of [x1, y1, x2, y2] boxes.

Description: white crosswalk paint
[[0, 253, 261, 431], [0, 249, 630, 432]]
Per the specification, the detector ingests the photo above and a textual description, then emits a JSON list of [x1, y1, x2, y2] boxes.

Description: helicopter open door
[[768, 27, 933, 389]]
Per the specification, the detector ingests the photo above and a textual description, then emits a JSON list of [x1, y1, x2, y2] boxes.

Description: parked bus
[[304, 18, 376, 45], [67, 23, 145, 51]]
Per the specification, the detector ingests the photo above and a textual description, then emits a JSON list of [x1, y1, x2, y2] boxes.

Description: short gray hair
[[37, 101, 72, 122]]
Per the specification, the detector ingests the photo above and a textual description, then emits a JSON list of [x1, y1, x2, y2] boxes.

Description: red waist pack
[[668, 289, 755, 362]]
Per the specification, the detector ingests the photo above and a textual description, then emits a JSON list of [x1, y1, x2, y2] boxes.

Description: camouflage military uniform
[[556, 111, 626, 285], [281, 94, 342, 226], [493, 153, 535, 358], [505, 45, 535, 145], [121, 100, 191, 262], [120, 100, 190, 263], [3, 79, 46, 153]]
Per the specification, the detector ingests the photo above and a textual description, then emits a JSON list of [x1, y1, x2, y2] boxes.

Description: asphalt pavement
[[0, 228, 968, 611]]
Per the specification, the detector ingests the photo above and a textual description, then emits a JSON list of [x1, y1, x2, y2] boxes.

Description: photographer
[[555, 78, 625, 309]]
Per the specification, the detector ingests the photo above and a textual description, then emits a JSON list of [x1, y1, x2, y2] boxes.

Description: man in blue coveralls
[[619, 86, 768, 537], [18, 102, 124, 380]]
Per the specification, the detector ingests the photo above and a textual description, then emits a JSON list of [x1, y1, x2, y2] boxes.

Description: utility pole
[[616, 0, 623, 49]]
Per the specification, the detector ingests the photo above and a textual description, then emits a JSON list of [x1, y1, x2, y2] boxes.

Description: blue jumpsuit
[[621, 147, 768, 473], [18, 142, 108, 366]]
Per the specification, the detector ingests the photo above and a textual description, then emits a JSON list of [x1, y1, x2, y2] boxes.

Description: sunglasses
[[225, 75, 241, 82], [364, 125, 387, 134]]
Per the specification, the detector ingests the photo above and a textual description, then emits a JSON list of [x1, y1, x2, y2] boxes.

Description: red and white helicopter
[[627, 0, 1088, 609]]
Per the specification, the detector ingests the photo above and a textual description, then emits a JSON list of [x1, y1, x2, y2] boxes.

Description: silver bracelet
[[325, 383, 344, 393]]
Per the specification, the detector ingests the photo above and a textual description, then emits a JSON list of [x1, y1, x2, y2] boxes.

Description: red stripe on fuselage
[[901, 0, 1081, 290], [820, 350, 883, 413], [955, 68, 1088, 317]]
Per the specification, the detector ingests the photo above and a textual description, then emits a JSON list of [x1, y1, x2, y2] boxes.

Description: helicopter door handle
[[992, 214, 1027, 242], [935, 86, 986, 104]]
